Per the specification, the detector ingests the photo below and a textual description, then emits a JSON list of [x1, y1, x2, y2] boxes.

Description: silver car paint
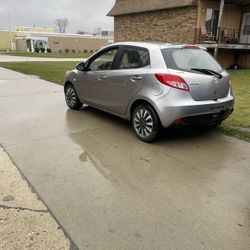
[[65, 42, 234, 127]]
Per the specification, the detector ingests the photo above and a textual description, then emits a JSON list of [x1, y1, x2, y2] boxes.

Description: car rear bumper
[[155, 95, 234, 128], [172, 109, 233, 127]]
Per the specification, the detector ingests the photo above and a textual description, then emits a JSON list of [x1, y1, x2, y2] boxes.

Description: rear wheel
[[132, 105, 160, 142], [64, 84, 82, 110]]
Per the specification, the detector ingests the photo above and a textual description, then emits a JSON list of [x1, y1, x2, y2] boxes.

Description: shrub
[[40, 48, 45, 53], [34, 48, 40, 53], [58, 49, 62, 53], [84, 49, 88, 53], [65, 49, 70, 53], [47, 48, 52, 53], [90, 50, 94, 53], [72, 49, 75, 53]]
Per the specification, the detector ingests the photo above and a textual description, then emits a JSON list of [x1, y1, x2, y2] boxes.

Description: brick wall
[[114, 6, 198, 44]]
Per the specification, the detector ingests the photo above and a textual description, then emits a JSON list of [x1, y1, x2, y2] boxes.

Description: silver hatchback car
[[64, 42, 234, 142]]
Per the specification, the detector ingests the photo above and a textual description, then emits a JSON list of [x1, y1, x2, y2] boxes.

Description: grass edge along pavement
[[1, 51, 92, 59], [0, 61, 249, 142], [0, 61, 78, 85]]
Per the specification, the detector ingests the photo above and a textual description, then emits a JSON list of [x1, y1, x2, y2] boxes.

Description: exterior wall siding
[[0, 31, 15, 51], [47, 37, 108, 53], [238, 52, 250, 69], [16, 38, 27, 51], [0, 30, 109, 53], [197, 0, 242, 29], [114, 6, 198, 43], [217, 49, 236, 68]]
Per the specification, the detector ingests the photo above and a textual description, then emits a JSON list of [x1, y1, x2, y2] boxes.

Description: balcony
[[195, 27, 250, 46]]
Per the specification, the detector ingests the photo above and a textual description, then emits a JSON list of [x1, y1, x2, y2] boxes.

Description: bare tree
[[54, 18, 69, 33]]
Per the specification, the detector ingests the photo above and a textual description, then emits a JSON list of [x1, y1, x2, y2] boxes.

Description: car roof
[[110, 41, 206, 50]]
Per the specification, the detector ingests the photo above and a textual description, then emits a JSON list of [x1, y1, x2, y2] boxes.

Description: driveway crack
[[0, 204, 48, 213]]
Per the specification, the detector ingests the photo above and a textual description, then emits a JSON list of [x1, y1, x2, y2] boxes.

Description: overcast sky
[[0, 0, 115, 33]]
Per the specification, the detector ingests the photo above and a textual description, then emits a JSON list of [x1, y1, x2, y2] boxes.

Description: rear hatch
[[161, 47, 230, 101]]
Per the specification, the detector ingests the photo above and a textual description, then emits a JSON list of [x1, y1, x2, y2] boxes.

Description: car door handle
[[130, 76, 143, 82], [98, 75, 107, 81]]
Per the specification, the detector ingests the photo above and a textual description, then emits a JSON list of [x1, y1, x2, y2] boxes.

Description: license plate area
[[210, 105, 225, 113]]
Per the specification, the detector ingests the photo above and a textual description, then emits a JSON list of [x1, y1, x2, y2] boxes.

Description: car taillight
[[155, 74, 189, 91], [228, 74, 232, 87], [183, 45, 200, 49]]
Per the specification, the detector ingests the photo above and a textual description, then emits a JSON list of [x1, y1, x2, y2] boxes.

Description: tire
[[132, 105, 161, 142], [64, 84, 82, 110]]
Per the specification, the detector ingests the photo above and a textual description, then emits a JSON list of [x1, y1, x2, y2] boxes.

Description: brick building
[[108, 0, 250, 69]]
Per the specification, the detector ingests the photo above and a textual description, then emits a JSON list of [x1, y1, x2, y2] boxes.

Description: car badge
[[211, 77, 218, 85]]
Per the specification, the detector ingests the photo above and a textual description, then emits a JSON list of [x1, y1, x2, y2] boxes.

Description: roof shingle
[[107, 0, 197, 16]]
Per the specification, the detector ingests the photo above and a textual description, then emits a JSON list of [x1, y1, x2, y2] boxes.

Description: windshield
[[161, 48, 223, 74]]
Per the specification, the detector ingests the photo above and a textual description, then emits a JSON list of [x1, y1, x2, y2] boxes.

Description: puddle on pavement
[[65, 108, 233, 197]]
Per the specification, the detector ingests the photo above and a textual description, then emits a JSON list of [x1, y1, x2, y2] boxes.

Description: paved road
[[0, 54, 84, 62], [0, 67, 250, 250]]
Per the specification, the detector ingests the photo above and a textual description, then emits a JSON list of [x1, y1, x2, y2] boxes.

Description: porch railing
[[194, 27, 250, 45]]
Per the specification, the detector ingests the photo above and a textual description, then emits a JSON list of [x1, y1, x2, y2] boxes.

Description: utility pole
[[8, 12, 13, 51]]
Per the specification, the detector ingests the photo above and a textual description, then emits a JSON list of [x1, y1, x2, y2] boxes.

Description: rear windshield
[[161, 48, 223, 74]]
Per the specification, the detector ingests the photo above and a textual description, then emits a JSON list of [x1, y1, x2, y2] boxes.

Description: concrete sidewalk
[[0, 54, 84, 62], [0, 147, 71, 250]]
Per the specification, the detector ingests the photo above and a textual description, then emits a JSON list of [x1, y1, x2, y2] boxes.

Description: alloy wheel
[[133, 109, 154, 138], [65, 86, 77, 108]]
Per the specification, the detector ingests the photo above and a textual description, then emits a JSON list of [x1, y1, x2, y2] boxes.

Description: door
[[205, 8, 219, 37], [105, 46, 150, 114], [240, 13, 250, 44], [26, 39, 32, 52], [76, 47, 119, 108]]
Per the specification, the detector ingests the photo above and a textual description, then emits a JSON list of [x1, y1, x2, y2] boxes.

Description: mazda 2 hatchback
[[64, 42, 234, 142]]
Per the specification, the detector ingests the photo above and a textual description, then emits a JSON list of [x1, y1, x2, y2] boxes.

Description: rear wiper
[[191, 68, 222, 79]]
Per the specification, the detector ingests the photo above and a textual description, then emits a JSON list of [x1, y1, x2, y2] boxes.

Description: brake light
[[228, 74, 232, 87], [183, 45, 200, 49], [155, 74, 189, 91]]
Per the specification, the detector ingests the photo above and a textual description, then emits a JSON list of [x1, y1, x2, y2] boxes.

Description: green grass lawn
[[0, 61, 249, 142], [218, 70, 250, 142], [0, 61, 78, 84], [1, 51, 92, 58]]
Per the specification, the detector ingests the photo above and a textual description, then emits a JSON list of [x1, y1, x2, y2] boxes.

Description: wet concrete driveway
[[0, 67, 250, 250]]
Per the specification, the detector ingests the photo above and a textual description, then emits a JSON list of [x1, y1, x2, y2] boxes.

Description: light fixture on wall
[[202, 9, 205, 13]]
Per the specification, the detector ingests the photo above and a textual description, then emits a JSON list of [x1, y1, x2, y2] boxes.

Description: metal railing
[[194, 27, 250, 45]]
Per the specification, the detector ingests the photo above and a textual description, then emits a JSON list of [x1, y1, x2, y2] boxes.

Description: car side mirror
[[76, 62, 86, 71]]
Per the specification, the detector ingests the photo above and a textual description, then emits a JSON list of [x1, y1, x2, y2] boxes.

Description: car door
[[105, 46, 151, 114], [76, 46, 119, 108]]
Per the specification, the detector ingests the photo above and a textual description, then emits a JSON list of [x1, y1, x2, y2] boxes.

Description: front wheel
[[132, 105, 161, 142], [64, 84, 82, 110]]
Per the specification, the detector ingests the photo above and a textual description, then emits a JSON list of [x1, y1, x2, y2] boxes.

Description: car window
[[89, 48, 118, 71], [161, 48, 223, 73], [119, 47, 150, 69]]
